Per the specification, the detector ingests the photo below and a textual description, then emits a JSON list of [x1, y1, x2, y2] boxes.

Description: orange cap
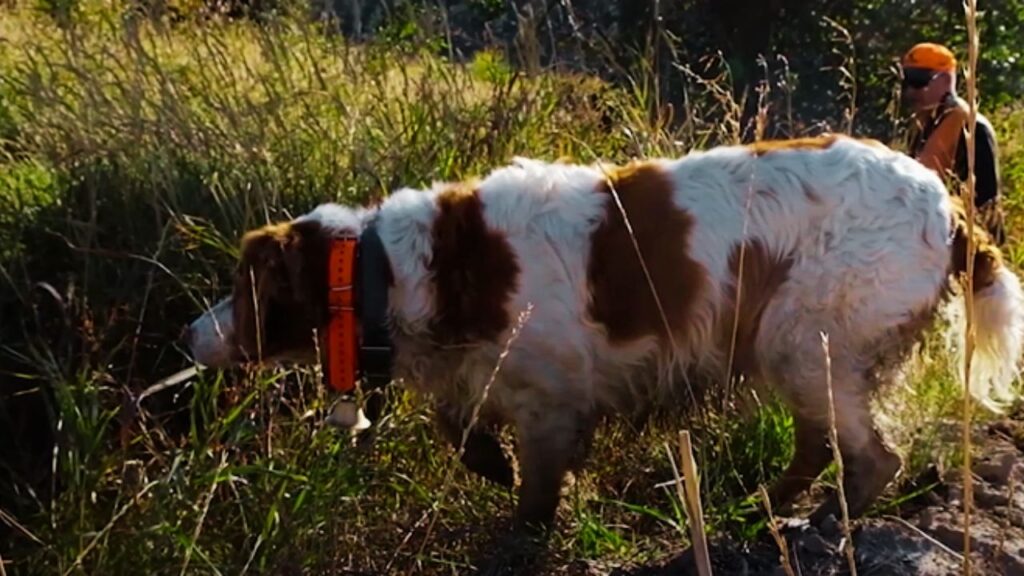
[[902, 42, 957, 72]]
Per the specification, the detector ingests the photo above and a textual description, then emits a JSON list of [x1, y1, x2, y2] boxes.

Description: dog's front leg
[[512, 404, 596, 532]]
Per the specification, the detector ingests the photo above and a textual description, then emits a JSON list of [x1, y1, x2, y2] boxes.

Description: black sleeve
[[972, 119, 1000, 208]]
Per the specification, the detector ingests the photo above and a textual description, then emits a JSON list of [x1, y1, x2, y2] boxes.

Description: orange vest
[[910, 95, 969, 180], [908, 94, 1005, 245]]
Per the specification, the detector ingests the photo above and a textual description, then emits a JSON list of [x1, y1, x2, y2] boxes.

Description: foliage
[[280, 0, 1024, 140]]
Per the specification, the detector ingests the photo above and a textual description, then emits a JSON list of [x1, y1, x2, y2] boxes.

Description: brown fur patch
[[428, 184, 521, 345], [747, 135, 842, 156], [746, 134, 887, 156], [950, 195, 1003, 292], [722, 239, 793, 376], [232, 220, 329, 360], [587, 162, 707, 345]]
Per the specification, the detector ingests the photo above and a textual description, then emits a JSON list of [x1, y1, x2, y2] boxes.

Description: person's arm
[[917, 105, 968, 180]]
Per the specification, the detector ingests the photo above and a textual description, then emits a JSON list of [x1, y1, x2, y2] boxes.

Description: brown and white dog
[[186, 134, 1024, 531]]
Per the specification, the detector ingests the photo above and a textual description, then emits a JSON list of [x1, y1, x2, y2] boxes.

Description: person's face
[[901, 67, 951, 112]]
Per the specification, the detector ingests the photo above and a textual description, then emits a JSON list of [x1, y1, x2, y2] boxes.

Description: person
[[901, 42, 1005, 245]]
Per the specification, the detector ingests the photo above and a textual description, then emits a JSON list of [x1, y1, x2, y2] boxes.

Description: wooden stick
[[677, 430, 713, 576]]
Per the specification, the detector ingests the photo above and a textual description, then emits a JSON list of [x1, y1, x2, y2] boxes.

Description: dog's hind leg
[[806, 370, 902, 524], [763, 330, 902, 523], [785, 365, 901, 523]]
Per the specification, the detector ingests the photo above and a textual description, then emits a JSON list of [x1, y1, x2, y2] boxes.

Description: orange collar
[[322, 224, 395, 402], [324, 236, 359, 393]]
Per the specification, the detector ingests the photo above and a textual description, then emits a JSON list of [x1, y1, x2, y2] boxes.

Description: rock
[[975, 450, 1020, 485], [999, 553, 1024, 576], [926, 518, 965, 552], [988, 418, 1024, 452], [947, 485, 963, 507], [1007, 507, 1024, 529], [917, 507, 932, 529], [798, 533, 830, 556], [818, 514, 841, 538], [976, 483, 1010, 508], [918, 490, 947, 507]]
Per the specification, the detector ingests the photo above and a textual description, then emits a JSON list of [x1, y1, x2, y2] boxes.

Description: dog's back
[[470, 136, 959, 396]]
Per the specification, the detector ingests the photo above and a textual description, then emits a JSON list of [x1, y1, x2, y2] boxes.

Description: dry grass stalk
[[961, 0, 981, 572], [753, 55, 772, 142], [822, 16, 857, 134], [758, 485, 797, 576], [776, 54, 796, 137], [675, 430, 713, 576], [671, 57, 744, 145], [821, 332, 857, 576]]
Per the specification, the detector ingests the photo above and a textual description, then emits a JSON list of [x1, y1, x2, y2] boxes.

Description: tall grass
[[0, 2, 1021, 574]]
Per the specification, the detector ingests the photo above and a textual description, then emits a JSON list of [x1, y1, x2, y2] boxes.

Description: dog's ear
[[235, 221, 327, 305], [279, 220, 330, 323], [233, 225, 290, 358], [230, 218, 333, 361]]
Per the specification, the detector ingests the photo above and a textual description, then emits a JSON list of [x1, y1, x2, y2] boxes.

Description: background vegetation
[[1, 0, 1023, 573]]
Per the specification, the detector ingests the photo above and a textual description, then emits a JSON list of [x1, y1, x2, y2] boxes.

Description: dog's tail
[[947, 200, 1024, 411]]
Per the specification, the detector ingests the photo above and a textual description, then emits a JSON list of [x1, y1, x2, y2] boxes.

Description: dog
[[185, 134, 1024, 534]]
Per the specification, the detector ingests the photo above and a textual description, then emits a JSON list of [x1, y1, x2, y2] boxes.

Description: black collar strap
[[354, 218, 394, 392]]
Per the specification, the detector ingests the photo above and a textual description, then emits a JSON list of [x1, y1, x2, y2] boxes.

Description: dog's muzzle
[[185, 297, 237, 368]]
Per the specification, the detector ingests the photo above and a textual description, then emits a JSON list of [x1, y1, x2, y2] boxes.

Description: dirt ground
[[569, 416, 1024, 576]]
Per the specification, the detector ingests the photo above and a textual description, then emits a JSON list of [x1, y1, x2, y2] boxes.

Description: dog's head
[[186, 218, 332, 368]]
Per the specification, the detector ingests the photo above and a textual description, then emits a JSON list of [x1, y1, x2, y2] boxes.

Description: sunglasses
[[901, 67, 940, 89]]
